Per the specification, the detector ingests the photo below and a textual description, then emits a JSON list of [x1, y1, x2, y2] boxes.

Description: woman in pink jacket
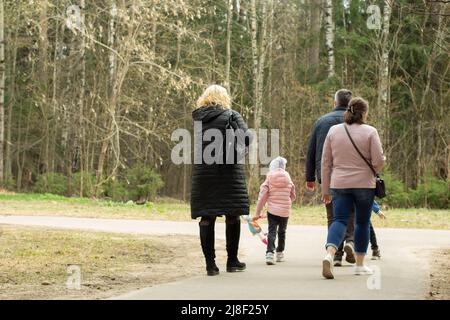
[[321, 97, 385, 279], [255, 157, 296, 265]]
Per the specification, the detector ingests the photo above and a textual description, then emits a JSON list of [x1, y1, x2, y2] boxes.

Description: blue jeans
[[326, 188, 375, 255]]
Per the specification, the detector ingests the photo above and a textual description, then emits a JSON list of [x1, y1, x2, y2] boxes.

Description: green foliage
[[410, 177, 450, 209], [125, 164, 164, 202], [380, 172, 449, 209], [33, 173, 68, 196], [28, 166, 165, 204], [102, 179, 129, 203], [0, 177, 16, 190], [71, 172, 96, 197], [379, 171, 411, 208]]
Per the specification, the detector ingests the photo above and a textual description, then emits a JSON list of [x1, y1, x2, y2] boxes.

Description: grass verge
[[0, 193, 448, 230], [0, 225, 214, 300]]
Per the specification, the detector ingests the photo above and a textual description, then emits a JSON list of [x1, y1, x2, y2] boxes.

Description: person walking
[[321, 97, 385, 279], [254, 156, 296, 265], [305, 89, 356, 266], [191, 85, 252, 276]]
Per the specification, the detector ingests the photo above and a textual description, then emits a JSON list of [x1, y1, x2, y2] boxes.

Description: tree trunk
[[252, 0, 270, 132], [108, 1, 117, 84], [447, 143, 450, 181], [416, 121, 422, 186], [281, 72, 287, 155], [78, 0, 86, 197], [96, 0, 117, 195], [256, 0, 269, 123], [49, 11, 62, 176], [267, 0, 274, 110], [342, 1, 349, 84], [324, 0, 335, 78], [308, 0, 320, 79], [249, 0, 270, 198], [17, 104, 32, 190], [39, 1, 51, 176], [0, 0, 5, 184], [225, 0, 233, 92], [250, 0, 259, 129], [5, 26, 18, 182], [376, 0, 392, 146], [249, 0, 260, 198]]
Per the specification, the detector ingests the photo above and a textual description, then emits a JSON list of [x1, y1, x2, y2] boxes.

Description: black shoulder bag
[[344, 125, 386, 198], [225, 111, 248, 164], [224, 111, 238, 163]]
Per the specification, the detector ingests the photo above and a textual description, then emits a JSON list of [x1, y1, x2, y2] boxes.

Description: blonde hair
[[196, 85, 231, 109]]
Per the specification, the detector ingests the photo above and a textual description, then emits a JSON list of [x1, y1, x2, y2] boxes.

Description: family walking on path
[[190, 85, 385, 280]]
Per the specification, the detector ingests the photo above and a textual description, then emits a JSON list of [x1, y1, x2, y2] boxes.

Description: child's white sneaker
[[266, 252, 276, 265], [276, 252, 285, 262], [322, 253, 334, 279], [354, 265, 374, 275]]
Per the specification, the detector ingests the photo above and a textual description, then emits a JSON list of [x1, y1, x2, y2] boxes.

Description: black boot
[[206, 259, 220, 276], [226, 220, 246, 272], [200, 223, 219, 276]]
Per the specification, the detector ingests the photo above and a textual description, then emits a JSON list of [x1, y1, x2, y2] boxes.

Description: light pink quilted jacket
[[255, 168, 296, 218]]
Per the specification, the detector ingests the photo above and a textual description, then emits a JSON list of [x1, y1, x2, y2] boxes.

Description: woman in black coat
[[191, 85, 252, 276]]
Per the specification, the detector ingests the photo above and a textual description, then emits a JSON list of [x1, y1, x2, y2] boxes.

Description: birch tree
[[249, 0, 270, 196], [324, 0, 335, 78], [225, 0, 233, 92], [108, 1, 117, 86], [95, 0, 119, 193], [376, 0, 392, 146], [250, 0, 259, 126], [78, 0, 86, 196], [308, 0, 320, 78]]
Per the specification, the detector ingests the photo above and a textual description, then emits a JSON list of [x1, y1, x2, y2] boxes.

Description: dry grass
[[0, 225, 224, 300], [427, 248, 450, 300], [0, 188, 16, 195]]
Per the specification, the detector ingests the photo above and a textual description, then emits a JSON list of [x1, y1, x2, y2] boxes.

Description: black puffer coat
[[190, 105, 251, 219]]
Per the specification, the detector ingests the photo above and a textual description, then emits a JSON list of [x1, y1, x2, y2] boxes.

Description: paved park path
[[1, 215, 449, 300]]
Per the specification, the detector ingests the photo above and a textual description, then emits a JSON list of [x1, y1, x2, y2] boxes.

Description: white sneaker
[[344, 242, 356, 264], [276, 252, 284, 262], [322, 253, 334, 279], [266, 252, 276, 265], [354, 265, 374, 275]]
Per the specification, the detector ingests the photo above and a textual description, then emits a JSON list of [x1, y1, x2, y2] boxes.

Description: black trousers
[[267, 213, 289, 254], [370, 222, 378, 250], [199, 215, 241, 263]]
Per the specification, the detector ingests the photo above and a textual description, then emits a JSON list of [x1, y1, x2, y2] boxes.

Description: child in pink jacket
[[255, 157, 296, 265]]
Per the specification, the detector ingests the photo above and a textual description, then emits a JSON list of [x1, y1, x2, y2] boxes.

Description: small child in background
[[255, 157, 296, 265], [370, 200, 386, 260]]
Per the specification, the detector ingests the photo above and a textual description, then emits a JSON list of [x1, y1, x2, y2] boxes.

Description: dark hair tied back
[[344, 97, 369, 125]]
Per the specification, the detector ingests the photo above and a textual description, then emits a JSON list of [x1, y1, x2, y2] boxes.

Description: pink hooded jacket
[[255, 168, 296, 218]]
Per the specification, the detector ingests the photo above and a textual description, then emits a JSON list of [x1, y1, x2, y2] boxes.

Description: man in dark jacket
[[305, 89, 356, 266]]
